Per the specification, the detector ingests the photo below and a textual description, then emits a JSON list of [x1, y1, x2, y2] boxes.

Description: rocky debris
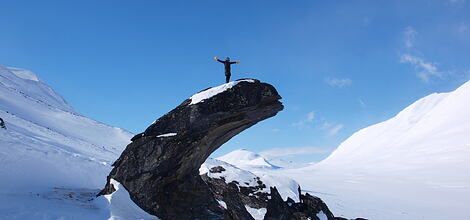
[[98, 79, 284, 220], [264, 187, 336, 220]]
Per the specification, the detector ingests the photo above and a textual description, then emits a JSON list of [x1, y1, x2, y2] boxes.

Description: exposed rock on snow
[[201, 158, 336, 220], [263, 187, 335, 220], [99, 79, 284, 219]]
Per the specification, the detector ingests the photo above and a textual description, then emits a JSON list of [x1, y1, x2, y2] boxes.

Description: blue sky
[[1, 0, 469, 163]]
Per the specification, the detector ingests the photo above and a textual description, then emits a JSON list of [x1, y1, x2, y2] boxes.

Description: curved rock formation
[[99, 79, 283, 219]]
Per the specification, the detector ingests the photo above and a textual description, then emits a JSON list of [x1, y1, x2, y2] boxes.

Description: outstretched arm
[[214, 56, 224, 63], [230, 61, 240, 64]]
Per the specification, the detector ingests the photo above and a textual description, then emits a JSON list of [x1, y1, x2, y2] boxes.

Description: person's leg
[[226, 74, 230, 83]]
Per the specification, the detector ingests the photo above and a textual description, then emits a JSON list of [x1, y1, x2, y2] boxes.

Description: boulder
[[98, 79, 283, 220]]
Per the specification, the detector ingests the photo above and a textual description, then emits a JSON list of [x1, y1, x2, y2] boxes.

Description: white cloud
[[306, 111, 315, 122], [400, 53, 444, 82], [328, 124, 344, 136], [404, 26, 417, 48], [260, 146, 333, 157], [325, 77, 352, 88]]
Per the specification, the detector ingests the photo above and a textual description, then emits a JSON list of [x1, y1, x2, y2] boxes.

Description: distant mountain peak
[[217, 149, 280, 169]]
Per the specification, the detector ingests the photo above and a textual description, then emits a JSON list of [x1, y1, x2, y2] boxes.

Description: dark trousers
[[225, 74, 231, 83]]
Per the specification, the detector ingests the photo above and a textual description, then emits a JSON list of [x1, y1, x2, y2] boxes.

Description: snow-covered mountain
[[0, 65, 154, 219], [317, 80, 470, 172], [217, 149, 279, 169], [274, 80, 470, 220]]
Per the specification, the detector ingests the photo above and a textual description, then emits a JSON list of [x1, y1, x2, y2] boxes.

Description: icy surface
[[189, 79, 255, 105]]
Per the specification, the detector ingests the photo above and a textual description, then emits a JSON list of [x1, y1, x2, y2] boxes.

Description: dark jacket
[[216, 59, 238, 75]]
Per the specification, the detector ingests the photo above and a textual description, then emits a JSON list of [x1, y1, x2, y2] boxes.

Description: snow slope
[[276, 80, 470, 219], [0, 65, 154, 219]]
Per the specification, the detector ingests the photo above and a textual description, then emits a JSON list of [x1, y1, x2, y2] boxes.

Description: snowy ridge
[[0, 65, 74, 113], [317, 80, 470, 170], [217, 149, 279, 169], [189, 79, 255, 105]]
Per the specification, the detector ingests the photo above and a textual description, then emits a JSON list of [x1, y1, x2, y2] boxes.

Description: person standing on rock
[[214, 56, 240, 83]]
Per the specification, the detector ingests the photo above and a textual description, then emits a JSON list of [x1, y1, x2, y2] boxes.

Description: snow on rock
[[104, 179, 158, 220], [189, 79, 255, 105], [244, 206, 267, 220], [201, 158, 300, 202], [217, 149, 278, 169], [217, 200, 227, 209], [156, 132, 177, 137]]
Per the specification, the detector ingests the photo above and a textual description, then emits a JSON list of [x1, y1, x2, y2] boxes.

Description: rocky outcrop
[[98, 79, 284, 219], [264, 187, 335, 220], [202, 162, 336, 220]]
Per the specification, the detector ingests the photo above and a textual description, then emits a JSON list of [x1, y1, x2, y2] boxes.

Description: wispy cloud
[[404, 26, 417, 48], [260, 146, 333, 157], [291, 111, 315, 127], [327, 124, 344, 136], [358, 98, 366, 108], [400, 53, 444, 82], [449, 0, 465, 4], [325, 77, 352, 88]]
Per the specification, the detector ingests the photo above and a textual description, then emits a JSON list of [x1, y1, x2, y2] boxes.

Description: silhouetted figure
[[214, 56, 240, 83], [0, 118, 6, 129]]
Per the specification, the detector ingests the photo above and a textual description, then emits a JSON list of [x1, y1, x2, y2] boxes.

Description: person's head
[[226, 57, 230, 61]]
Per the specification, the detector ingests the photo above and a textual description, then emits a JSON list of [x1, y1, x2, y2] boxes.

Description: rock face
[[98, 79, 284, 219]]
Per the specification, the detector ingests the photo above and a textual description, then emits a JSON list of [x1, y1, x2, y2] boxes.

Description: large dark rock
[[98, 79, 283, 220]]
